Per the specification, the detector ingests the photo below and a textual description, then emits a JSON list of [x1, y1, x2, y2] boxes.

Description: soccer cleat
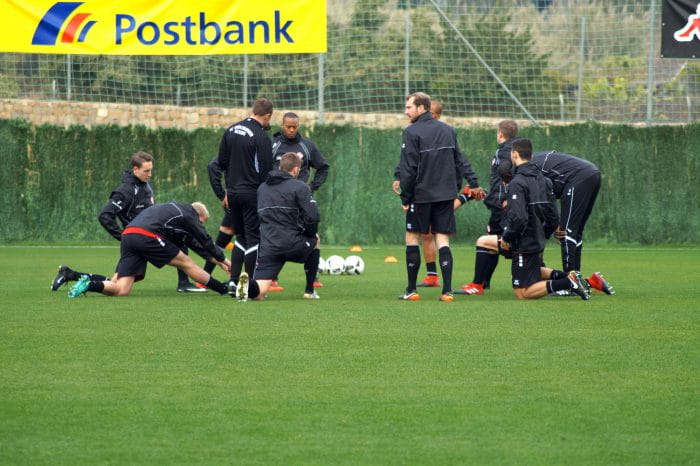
[[235, 272, 249, 302], [417, 274, 440, 287], [313, 281, 324, 288], [548, 289, 576, 297], [194, 282, 207, 290], [455, 283, 484, 295], [68, 275, 90, 298], [398, 290, 420, 301], [303, 291, 320, 300], [567, 271, 591, 301], [439, 292, 454, 302], [269, 280, 285, 292], [227, 280, 236, 296], [177, 282, 208, 293], [51, 265, 73, 291], [587, 272, 615, 295]]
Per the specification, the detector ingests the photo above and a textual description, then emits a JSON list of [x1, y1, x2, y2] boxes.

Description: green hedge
[[0, 119, 698, 244]]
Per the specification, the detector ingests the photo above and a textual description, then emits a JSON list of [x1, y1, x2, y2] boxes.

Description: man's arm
[[207, 157, 226, 201], [296, 183, 320, 236], [543, 179, 561, 239], [307, 142, 330, 191], [184, 211, 226, 262], [454, 132, 485, 200], [500, 182, 528, 245], [257, 132, 274, 182], [399, 131, 419, 205], [97, 191, 128, 241]]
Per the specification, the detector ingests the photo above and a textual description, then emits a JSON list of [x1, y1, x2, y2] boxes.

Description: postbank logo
[[3, 0, 326, 55], [32, 2, 96, 45]]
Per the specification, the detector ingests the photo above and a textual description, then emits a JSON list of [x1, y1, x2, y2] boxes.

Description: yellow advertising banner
[[1, 0, 327, 55]]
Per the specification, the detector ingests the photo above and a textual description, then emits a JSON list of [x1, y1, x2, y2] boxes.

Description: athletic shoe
[[68, 275, 90, 298], [235, 272, 249, 302], [455, 283, 484, 295], [177, 282, 207, 293], [227, 280, 236, 296], [548, 289, 576, 297], [313, 281, 324, 288], [417, 274, 440, 287], [194, 282, 207, 290], [439, 292, 454, 302], [269, 280, 285, 292], [51, 265, 73, 291], [303, 291, 320, 300], [567, 271, 591, 301], [398, 290, 420, 301], [587, 272, 615, 295]]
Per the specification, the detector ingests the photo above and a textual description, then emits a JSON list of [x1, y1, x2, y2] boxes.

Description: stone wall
[[0, 98, 522, 130]]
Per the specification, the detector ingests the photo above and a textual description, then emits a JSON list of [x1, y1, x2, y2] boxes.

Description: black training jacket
[[207, 156, 226, 201], [98, 170, 155, 240], [398, 112, 467, 205], [271, 132, 329, 192], [501, 162, 559, 254], [484, 139, 514, 213], [257, 170, 319, 257], [533, 150, 600, 199], [217, 118, 273, 194], [129, 202, 225, 262]]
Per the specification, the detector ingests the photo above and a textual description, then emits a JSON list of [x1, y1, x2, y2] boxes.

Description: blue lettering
[[200, 12, 221, 45], [249, 20, 269, 44], [182, 16, 196, 45], [163, 21, 179, 45], [274, 11, 293, 43], [137, 21, 160, 45], [225, 21, 244, 44], [115, 14, 135, 44]]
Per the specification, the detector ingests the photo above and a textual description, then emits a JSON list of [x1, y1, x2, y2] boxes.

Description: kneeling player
[[234, 153, 321, 301], [63, 202, 231, 297]]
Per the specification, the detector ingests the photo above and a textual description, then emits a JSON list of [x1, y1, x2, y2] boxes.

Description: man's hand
[[392, 180, 401, 195], [223, 193, 229, 209], [470, 187, 486, 201], [499, 238, 511, 251], [453, 198, 463, 211], [402, 204, 409, 212], [216, 259, 231, 274], [554, 226, 566, 242]]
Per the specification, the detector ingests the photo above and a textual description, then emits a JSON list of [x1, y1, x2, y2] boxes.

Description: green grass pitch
[[1, 244, 698, 464]]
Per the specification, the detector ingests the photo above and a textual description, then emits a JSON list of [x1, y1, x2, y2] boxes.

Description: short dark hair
[[511, 138, 533, 160], [131, 151, 153, 168], [252, 98, 273, 117], [431, 99, 443, 117], [282, 112, 299, 122], [407, 92, 431, 113], [497, 119, 518, 140], [279, 152, 302, 172]]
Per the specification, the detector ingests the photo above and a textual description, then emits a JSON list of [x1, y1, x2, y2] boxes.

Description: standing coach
[[216, 97, 274, 285]]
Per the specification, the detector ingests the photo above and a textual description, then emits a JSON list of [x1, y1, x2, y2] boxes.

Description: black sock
[[206, 276, 228, 295], [547, 278, 571, 293], [72, 270, 107, 282], [244, 247, 258, 276], [439, 246, 453, 293], [473, 247, 497, 285], [205, 231, 234, 274], [550, 269, 566, 280], [229, 243, 245, 284], [406, 245, 420, 291], [87, 281, 104, 293], [426, 262, 437, 275], [304, 249, 320, 294], [249, 280, 260, 299]]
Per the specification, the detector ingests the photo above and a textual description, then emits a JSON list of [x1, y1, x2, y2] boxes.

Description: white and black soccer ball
[[317, 256, 327, 274], [326, 255, 345, 275], [344, 255, 365, 275]]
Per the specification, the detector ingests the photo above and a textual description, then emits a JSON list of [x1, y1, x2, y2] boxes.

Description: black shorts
[[228, 190, 260, 248], [220, 209, 235, 229], [405, 200, 455, 235], [116, 233, 181, 280], [254, 237, 317, 280], [511, 251, 543, 289]]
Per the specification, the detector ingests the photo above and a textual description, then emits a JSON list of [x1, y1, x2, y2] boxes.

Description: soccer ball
[[344, 255, 365, 275], [317, 256, 327, 274], [326, 255, 345, 275]]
